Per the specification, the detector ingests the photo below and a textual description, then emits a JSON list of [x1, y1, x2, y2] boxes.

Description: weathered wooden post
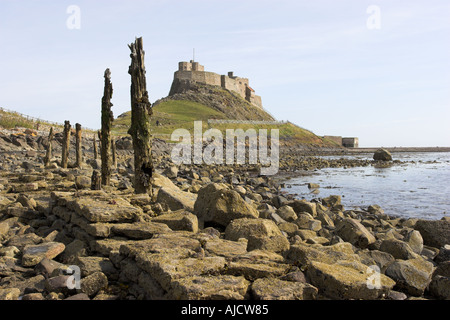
[[111, 138, 117, 168], [93, 134, 98, 160], [101, 68, 114, 186], [61, 120, 71, 169], [128, 37, 153, 194], [44, 127, 54, 167], [75, 123, 82, 167], [97, 130, 102, 155], [91, 170, 101, 190]]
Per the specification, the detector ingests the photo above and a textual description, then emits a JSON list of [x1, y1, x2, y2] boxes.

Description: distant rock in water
[[373, 148, 393, 161]]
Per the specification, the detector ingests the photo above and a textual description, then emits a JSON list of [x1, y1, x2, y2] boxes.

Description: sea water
[[282, 152, 450, 220]]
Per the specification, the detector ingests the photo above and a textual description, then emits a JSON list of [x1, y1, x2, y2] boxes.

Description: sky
[[0, 0, 449, 147]]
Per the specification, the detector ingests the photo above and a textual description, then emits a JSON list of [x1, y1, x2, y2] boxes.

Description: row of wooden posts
[[42, 121, 117, 190], [43, 37, 154, 195]]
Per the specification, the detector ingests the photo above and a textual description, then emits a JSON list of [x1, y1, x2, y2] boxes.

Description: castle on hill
[[169, 60, 263, 109]]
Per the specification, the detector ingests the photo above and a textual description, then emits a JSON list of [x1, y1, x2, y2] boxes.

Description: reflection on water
[[282, 152, 450, 220]]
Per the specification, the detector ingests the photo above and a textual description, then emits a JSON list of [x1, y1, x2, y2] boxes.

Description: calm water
[[282, 152, 450, 220]]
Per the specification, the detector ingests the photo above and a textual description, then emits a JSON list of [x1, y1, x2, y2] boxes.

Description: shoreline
[[0, 128, 449, 301], [346, 147, 450, 153]]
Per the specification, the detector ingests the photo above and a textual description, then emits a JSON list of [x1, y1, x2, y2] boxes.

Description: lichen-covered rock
[[379, 239, 418, 260], [225, 218, 289, 253], [80, 272, 108, 297], [291, 200, 317, 216], [151, 211, 198, 233], [203, 237, 248, 259], [135, 252, 226, 293], [0, 288, 21, 300], [414, 219, 450, 248], [276, 205, 297, 222], [156, 186, 197, 212], [194, 183, 259, 227], [306, 260, 395, 299], [51, 191, 142, 223], [404, 230, 424, 255], [373, 148, 392, 161], [170, 275, 250, 300], [385, 258, 435, 296], [288, 242, 359, 266], [429, 275, 450, 300], [225, 260, 291, 281], [111, 222, 171, 240], [251, 278, 318, 300], [294, 213, 322, 232], [335, 218, 376, 249]]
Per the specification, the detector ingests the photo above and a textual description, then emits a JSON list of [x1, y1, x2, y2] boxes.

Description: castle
[[170, 60, 263, 109]]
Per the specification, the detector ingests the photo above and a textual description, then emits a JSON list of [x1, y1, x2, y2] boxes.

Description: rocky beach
[[0, 127, 449, 301]]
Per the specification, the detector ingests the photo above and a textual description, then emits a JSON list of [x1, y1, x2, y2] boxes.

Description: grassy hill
[[112, 99, 338, 147]]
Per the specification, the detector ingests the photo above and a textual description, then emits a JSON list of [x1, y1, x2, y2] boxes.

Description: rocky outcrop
[[373, 148, 393, 161], [193, 183, 259, 227]]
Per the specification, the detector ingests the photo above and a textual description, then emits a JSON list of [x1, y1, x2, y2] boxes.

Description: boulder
[[306, 260, 395, 299], [291, 200, 317, 216], [251, 278, 318, 300], [225, 218, 289, 253], [194, 183, 259, 227], [163, 166, 178, 179], [67, 194, 142, 223], [385, 258, 435, 296], [321, 195, 341, 208], [156, 186, 197, 212], [276, 205, 297, 222], [379, 239, 418, 260], [111, 222, 171, 240], [287, 242, 359, 266], [294, 213, 322, 232], [151, 211, 198, 233], [76, 256, 118, 279], [404, 230, 424, 255], [171, 275, 250, 300], [373, 148, 392, 161], [414, 219, 450, 248], [357, 249, 395, 273], [80, 272, 108, 297], [429, 275, 450, 300], [335, 218, 376, 249], [75, 176, 92, 189], [22, 242, 66, 267], [435, 245, 450, 263], [0, 288, 21, 300]]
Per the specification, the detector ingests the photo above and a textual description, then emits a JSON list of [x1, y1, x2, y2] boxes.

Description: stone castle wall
[[172, 61, 263, 109]]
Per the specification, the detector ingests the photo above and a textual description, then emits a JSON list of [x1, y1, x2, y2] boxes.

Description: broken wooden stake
[[128, 37, 153, 195], [91, 170, 101, 190], [93, 134, 98, 160], [61, 121, 71, 169], [44, 127, 54, 167], [75, 123, 82, 168], [101, 68, 114, 186]]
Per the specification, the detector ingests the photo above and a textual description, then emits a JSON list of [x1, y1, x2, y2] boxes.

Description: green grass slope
[[112, 99, 337, 147]]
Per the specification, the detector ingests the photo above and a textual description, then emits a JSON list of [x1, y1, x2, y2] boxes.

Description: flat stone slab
[[135, 252, 226, 292], [251, 278, 318, 300], [22, 242, 65, 267], [51, 191, 142, 223], [170, 275, 250, 300], [111, 222, 171, 240], [151, 211, 198, 233], [119, 232, 202, 258], [306, 260, 396, 300]]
